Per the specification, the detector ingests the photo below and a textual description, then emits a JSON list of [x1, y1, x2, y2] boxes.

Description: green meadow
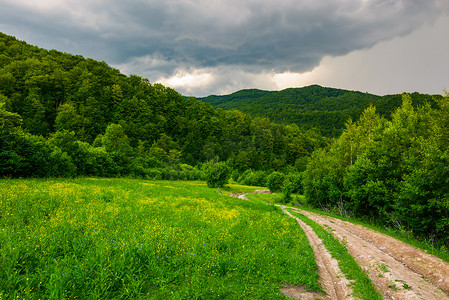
[[0, 178, 320, 299]]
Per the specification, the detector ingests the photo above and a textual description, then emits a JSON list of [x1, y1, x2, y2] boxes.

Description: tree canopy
[[199, 85, 441, 137], [0, 32, 325, 179]]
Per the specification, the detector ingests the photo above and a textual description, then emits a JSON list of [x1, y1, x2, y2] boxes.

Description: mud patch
[[280, 284, 326, 300]]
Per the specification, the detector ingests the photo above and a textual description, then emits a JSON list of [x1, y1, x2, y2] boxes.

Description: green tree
[[266, 172, 286, 192], [0, 97, 22, 128], [55, 102, 83, 133], [103, 123, 133, 156], [282, 179, 293, 204], [204, 160, 231, 188], [22, 96, 49, 136]]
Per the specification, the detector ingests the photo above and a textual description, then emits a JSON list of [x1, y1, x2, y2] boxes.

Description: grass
[[377, 263, 389, 273], [0, 178, 321, 299], [245, 193, 279, 204], [288, 209, 382, 300]]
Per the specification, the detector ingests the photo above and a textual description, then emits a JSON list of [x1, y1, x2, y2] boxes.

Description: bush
[[231, 169, 240, 182], [267, 171, 286, 192], [147, 169, 163, 180], [204, 161, 231, 188], [48, 148, 77, 177], [0, 127, 54, 177], [237, 169, 268, 186], [282, 179, 293, 204], [287, 172, 303, 194]]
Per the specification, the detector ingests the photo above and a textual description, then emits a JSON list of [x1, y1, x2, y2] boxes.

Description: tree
[[282, 179, 293, 204], [267, 172, 285, 192], [204, 160, 231, 188], [55, 102, 83, 133], [0, 97, 22, 128], [103, 123, 133, 156]]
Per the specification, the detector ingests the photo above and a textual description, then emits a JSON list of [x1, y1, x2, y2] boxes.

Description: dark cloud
[[1, 0, 448, 93]]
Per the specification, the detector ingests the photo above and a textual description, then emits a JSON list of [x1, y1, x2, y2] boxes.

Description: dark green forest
[[199, 86, 441, 137], [0, 32, 325, 181], [1, 32, 449, 247]]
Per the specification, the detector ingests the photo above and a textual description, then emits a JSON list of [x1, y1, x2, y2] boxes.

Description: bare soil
[[228, 189, 271, 201], [287, 207, 449, 300], [280, 207, 354, 300]]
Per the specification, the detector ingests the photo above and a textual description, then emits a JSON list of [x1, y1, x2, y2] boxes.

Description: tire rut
[[280, 207, 355, 299], [290, 207, 449, 300]]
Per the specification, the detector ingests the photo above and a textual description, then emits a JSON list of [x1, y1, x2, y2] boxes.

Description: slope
[[199, 85, 442, 136]]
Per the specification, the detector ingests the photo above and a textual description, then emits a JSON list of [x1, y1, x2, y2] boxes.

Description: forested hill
[[198, 85, 442, 136], [0, 32, 326, 178]]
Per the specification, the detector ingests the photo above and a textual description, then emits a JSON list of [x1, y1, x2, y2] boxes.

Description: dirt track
[[284, 206, 449, 299], [280, 207, 354, 299]]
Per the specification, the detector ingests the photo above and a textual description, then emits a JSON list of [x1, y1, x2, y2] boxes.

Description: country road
[[281, 206, 449, 299]]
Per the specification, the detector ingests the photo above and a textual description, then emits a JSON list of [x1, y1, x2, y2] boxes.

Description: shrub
[[48, 147, 77, 177], [237, 169, 268, 186], [204, 161, 231, 188], [287, 172, 303, 194], [282, 179, 293, 204], [231, 169, 240, 182], [267, 171, 286, 192]]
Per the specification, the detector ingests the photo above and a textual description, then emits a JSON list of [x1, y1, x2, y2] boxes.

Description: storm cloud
[[1, 0, 449, 95]]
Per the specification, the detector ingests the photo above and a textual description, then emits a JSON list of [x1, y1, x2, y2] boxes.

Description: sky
[[1, 0, 449, 97]]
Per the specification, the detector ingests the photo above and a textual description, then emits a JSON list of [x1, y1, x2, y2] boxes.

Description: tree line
[[303, 94, 449, 246], [0, 32, 325, 180], [199, 85, 441, 137]]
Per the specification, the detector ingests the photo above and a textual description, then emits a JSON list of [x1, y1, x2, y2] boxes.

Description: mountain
[[0, 32, 326, 178], [198, 85, 442, 136]]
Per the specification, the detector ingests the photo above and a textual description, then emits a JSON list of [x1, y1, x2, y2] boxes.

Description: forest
[[1, 31, 448, 246], [199, 85, 441, 137], [0, 32, 326, 180]]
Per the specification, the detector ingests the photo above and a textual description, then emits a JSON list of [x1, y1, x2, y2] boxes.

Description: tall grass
[[0, 178, 320, 299]]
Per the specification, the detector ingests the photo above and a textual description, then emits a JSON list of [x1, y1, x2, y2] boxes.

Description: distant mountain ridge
[[198, 85, 442, 136]]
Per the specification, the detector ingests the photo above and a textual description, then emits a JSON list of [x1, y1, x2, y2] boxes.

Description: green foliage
[[204, 160, 231, 188], [286, 172, 303, 194], [267, 171, 286, 192], [237, 169, 268, 187], [231, 169, 240, 182], [103, 123, 132, 155], [0, 32, 326, 179], [281, 179, 293, 204], [200, 85, 440, 137], [0, 97, 22, 128], [303, 93, 449, 246]]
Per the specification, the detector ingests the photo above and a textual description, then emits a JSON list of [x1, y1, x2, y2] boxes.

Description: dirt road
[[280, 207, 354, 300], [284, 206, 449, 299]]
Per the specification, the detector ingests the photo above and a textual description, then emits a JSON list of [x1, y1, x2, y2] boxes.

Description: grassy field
[[0, 178, 321, 299]]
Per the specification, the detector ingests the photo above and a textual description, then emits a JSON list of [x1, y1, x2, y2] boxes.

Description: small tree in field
[[204, 161, 231, 188], [267, 171, 285, 192]]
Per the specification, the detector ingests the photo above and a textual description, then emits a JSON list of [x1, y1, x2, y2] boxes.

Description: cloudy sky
[[1, 0, 449, 97]]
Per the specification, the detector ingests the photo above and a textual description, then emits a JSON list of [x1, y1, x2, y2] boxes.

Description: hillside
[[0, 32, 326, 178], [199, 85, 442, 136]]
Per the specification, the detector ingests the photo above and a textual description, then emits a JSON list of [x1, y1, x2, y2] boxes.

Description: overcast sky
[[1, 0, 449, 96]]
